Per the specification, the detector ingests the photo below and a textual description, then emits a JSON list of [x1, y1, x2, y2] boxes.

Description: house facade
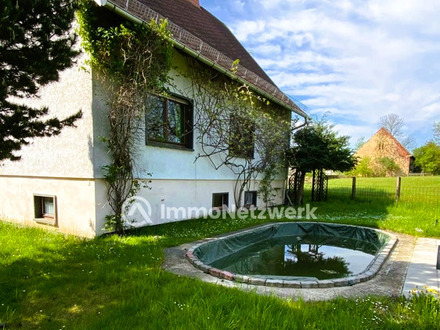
[[0, 0, 307, 237], [356, 127, 412, 176]]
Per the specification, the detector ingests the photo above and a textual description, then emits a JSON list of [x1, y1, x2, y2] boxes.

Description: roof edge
[[378, 127, 412, 156], [96, 0, 309, 118]]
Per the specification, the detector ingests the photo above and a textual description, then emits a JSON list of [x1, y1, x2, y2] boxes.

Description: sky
[[201, 0, 440, 150]]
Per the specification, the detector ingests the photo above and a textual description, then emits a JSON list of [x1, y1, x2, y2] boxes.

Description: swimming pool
[[186, 222, 397, 288]]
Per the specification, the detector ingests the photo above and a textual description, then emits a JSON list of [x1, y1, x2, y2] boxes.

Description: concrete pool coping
[[185, 222, 398, 289], [402, 237, 440, 297], [163, 223, 418, 301]]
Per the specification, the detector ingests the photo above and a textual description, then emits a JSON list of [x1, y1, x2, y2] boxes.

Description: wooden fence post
[[437, 246, 440, 270], [396, 176, 401, 202], [351, 177, 356, 200]]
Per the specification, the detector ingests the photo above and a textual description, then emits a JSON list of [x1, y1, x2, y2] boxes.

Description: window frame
[[145, 93, 193, 150], [212, 192, 229, 210], [244, 190, 258, 208], [33, 194, 57, 226]]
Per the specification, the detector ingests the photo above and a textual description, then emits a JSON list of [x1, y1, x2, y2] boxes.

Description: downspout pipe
[[283, 115, 308, 202], [93, 0, 309, 120]]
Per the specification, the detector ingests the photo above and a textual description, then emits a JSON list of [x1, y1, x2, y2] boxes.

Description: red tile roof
[[138, 0, 274, 84], [101, 0, 308, 117], [377, 127, 412, 157]]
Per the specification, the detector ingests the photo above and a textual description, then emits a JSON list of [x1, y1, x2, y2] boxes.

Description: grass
[[1, 176, 440, 329], [305, 176, 440, 237]]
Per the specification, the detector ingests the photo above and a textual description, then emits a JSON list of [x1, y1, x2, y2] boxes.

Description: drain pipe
[[283, 116, 309, 204]]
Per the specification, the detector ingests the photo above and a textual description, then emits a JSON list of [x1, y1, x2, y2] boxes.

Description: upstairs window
[[229, 114, 255, 158], [146, 94, 193, 149]]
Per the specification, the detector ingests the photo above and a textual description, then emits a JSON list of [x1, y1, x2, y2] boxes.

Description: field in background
[[327, 176, 440, 205], [304, 176, 440, 237]]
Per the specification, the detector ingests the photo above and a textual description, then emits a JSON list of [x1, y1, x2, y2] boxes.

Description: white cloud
[[231, 20, 266, 41], [250, 44, 281, 56], [333, 123, 376, 146], [231, 0, 245, 11], [204, 0, 440, 146], [270, 72, 344, 87]]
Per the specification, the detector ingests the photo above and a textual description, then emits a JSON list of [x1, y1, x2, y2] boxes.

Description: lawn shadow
[[0, 234, 165, 329]]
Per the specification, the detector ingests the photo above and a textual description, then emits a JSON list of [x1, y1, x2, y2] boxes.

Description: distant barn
[[356, 127, 412, 176]]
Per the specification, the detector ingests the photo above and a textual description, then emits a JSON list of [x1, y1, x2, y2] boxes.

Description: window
[[229, 114, 255, 158], [378, 140, 385, 151], [212, 193, 229, 210], [146, 94, 193, 149], [34, 195, 57, 226], [244, 191, 257, 208]]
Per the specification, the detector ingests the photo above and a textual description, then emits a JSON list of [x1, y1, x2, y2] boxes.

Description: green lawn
[[1, 176, 440, 329], [305, 176, 440, 237]]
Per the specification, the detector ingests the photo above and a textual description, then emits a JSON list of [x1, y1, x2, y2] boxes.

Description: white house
[[0, 0, 307, 237]]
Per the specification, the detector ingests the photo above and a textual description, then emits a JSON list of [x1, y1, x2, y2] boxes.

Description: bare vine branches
[[78, 1, 172, 233], [181, 58, 291, 207]]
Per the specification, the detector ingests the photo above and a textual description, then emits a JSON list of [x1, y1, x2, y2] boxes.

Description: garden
[[1, 176, 439, 329]]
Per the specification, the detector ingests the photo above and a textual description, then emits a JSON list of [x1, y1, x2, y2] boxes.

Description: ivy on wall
[[77, 0, 294, 232], [77, 0, 173, 233]]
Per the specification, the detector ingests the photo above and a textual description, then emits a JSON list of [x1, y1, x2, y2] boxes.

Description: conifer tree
[[0, 0, 82, 161]]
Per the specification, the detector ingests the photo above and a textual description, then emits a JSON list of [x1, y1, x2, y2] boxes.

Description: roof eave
[[94, 0, 309, 119], [173, 42, 309, 118]]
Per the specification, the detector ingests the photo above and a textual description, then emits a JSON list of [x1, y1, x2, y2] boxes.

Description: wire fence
[[322, 177, 440, 208]]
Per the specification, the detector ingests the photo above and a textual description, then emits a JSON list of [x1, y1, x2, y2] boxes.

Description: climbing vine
[[77, 1, 173, 233], [77, 0, 293, 232], [180, 58, 291, 208]]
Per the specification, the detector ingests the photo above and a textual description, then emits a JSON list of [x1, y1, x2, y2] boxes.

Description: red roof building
[[356, 127, 412, 176]]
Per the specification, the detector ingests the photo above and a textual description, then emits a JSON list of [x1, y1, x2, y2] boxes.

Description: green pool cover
[[193, 222, 390, 280]]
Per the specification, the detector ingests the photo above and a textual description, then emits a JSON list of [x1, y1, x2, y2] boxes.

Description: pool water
[[210, 235, 378, 280], [191, 222, 394, 284]]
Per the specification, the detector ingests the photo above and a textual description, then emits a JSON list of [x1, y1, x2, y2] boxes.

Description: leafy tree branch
[[0, 0, 82, 161]]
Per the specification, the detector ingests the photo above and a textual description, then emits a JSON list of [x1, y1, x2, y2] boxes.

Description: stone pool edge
[[185, 222, 398, 289]]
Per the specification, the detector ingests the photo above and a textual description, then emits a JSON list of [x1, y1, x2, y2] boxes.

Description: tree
[[286, 119, 357, 204], [0, 0, 82, 161], [355, 136, 366, 151], [413, 142, 440, 175], [375, 157, 400, 177], [349, 157, 374, 177], [378, 113, 415, 150], [379, 113, 404, 138]]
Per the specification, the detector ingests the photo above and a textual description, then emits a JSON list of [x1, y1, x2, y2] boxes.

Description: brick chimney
[[187, 0, 200, 7]]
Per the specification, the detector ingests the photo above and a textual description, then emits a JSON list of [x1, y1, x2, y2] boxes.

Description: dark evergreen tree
[[286, 119, 357, 204], [0, 0, 82, 161]]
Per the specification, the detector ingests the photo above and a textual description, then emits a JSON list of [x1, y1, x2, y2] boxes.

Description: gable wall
[[91, 50, 289, 233], [356, 130, 411, 175]]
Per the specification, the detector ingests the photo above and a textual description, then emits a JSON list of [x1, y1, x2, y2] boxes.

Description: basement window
[[212, 193, 229, 210], [244, 191, 257, 208], [34, 195, 57, 226]]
